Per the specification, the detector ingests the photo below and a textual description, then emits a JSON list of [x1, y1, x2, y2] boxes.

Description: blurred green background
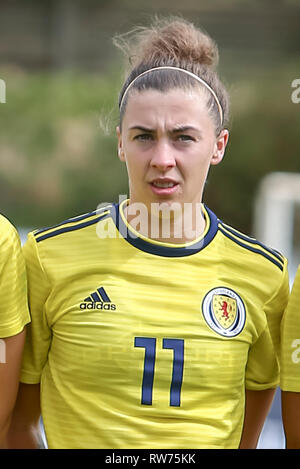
[[0, 0, 299, 233]]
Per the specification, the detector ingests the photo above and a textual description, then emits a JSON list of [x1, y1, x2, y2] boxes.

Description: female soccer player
[[9, 17, 289, 449], [0, 216, 30, 448], [281, 265, 300, 448]]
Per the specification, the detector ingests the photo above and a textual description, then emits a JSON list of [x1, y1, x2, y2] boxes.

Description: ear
[[116, 126, 126, 162], [211, 129, 229, 166]]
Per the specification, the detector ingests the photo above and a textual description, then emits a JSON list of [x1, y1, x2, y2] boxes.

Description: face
[[117, 88, 229, 213]]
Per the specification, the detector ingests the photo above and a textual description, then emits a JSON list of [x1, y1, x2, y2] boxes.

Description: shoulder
[[30, 203, 114, 245], [0, 214, 20, 249], [212, 213, 289, 309], [214, 213, 286, 274], [0, 213, 17, 235], [291, 266, 300, 294], [286, 266, 300, 308]]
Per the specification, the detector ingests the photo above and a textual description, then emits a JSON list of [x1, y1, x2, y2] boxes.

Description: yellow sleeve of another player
[[245, 259, 289, 390], [20, 232, 51, 384], [0, 216, 30, 338], [280, 266, 300, 392]]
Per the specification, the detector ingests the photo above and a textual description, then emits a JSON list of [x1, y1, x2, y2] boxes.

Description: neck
[[123, 200, 206, 244]]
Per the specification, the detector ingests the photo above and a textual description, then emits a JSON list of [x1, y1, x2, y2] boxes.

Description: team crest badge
[[202, 287, 246, 337]]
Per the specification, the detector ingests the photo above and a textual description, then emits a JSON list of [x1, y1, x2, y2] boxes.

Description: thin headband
[[119, 66, 223, 125]]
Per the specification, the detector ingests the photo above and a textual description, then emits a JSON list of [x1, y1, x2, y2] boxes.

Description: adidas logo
[[80, 287, 116, 310]]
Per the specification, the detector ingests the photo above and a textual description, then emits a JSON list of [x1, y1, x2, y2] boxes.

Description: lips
[[152, 181, 176, 188], [150, 178, 179, 195]]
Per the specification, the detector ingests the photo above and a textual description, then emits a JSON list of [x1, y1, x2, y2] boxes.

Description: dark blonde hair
[[114, 17, 230, 135]]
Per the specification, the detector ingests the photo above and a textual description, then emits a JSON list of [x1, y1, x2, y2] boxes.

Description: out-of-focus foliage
[[0, 62, 299, 234], [0, 68, 128, 229], [205, 63, 300, 231]]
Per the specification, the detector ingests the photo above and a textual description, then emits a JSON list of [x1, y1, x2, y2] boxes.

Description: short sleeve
[[20, 232, 52, 384], [245, 259, 290, 390], [280, 265, 300, 392], [0, 215, 30, 338]]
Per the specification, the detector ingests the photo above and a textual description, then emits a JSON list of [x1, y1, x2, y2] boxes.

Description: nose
[[150, 140, 176, 171]]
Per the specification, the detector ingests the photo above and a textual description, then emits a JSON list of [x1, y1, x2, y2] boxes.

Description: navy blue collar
[[111, 202, 219, 257]]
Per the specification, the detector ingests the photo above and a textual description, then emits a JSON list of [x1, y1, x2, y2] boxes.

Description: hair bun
[[115, 17, 219, 70]]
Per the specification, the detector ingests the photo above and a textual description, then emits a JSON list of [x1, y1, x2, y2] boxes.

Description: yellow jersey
[[280, 265, 300, 392], [21, 201, 289, 449], [0, 215, 30, 338]]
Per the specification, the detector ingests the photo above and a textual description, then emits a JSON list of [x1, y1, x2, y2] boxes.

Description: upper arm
[[280, 267, 300, 448], [280, 266, 300, 392], [7, 382, 41, 449], [281, 391, 300, 449], [20, 233, 51, 384], [0, 329, 26, 445], [0, 219, 30, 338], [0, 218, 31, 447], [239, 388, 276, 449], [240, 263, 289, 448], [246, 261, 289, 390]]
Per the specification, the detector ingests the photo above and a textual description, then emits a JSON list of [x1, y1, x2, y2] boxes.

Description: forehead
[[122, 87, 211, 128]]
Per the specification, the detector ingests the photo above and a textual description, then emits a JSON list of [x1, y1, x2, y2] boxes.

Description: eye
[[134, 133, 153, 141], [176, 134, 195, 142]]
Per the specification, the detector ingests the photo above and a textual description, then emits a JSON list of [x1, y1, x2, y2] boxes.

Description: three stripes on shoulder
[[33, 205, 112, 243], [218, 221, 285, 271]]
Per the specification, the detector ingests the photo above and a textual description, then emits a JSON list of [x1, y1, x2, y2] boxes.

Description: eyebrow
[[172, 125, 201, 134], [129, 126, 154, 132], [129, 125, 201, 134]]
